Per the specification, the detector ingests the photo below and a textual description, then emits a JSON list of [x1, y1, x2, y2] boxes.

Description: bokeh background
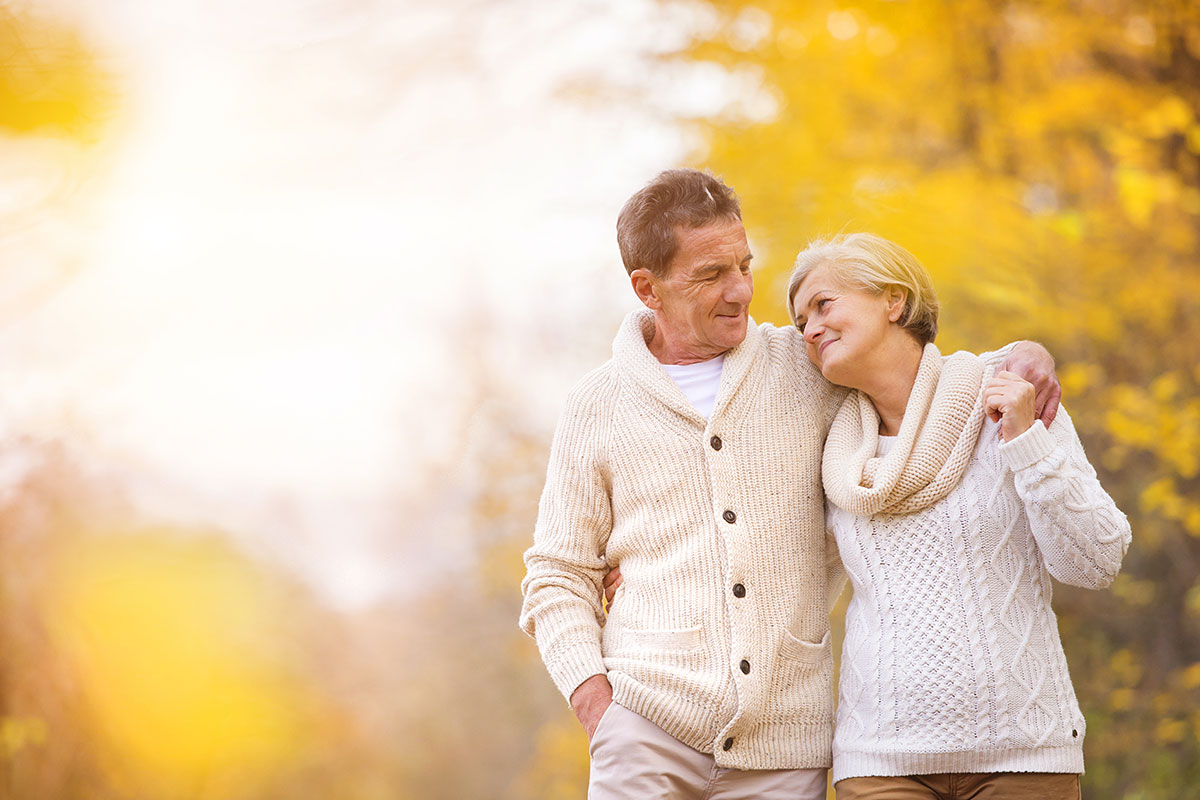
[[0, 0, 1197, 797]]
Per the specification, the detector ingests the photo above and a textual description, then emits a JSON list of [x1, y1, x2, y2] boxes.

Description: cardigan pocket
[[607, 624, 702, 654], [770, 629, 835, 727], [779, 629, 831, 665]]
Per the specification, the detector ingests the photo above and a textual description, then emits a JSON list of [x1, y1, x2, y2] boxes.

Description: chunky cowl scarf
[[822, 343, 991, 516]]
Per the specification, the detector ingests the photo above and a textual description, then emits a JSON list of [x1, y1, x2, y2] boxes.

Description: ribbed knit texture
[[827, 407, 1132, 783], [520, 310, 845, 770], [824, 344, 988, 515]]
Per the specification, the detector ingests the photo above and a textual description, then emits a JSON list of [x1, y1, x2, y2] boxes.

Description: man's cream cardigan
[[520, 310, 845, 770]]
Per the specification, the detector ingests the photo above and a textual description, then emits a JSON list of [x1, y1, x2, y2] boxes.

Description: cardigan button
[[710, 435, 722, 451], [732, 583, 746, 598], [739, 659, 750, 675], [1072, 729, 1078, 738], [723, 737, 734, 751], [722, 510, 736, 524]]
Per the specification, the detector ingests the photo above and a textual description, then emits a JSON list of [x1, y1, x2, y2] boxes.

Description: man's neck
[[646, 326, 729, 365]]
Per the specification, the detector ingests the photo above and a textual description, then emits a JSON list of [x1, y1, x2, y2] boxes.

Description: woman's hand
[[1000, 341, 1060, 425], [984, 370, 1037, 442], [603, 565, 623, 610]]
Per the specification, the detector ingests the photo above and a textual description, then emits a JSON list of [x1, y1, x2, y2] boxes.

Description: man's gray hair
[[616, 169, 742, 277]]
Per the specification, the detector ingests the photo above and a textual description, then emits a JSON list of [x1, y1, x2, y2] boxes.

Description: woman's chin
[[820, 362, 857, 390]]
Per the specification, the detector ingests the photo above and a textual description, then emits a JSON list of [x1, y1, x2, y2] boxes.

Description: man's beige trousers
[[587, 702, 828, 799]]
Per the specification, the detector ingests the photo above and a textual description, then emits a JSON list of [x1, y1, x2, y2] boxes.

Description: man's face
[[645, 218, 754, 362]]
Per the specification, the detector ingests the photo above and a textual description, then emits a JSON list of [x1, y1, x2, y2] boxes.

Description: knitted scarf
[[822, 343, 991, 516]]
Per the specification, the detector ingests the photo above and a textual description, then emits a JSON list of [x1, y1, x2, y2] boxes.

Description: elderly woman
[[787, 233, 1131, 799]]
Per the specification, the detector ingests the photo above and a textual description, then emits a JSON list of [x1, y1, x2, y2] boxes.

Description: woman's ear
[[631, 269, 662, 310], [885, 287, 908, 323]]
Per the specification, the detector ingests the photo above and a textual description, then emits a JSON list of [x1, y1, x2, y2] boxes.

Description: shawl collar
[[611, 309, 762, 428]]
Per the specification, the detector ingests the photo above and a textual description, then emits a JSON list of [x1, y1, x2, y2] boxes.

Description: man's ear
[[885, 287, 908, 323], [630, 269, 662, 309]]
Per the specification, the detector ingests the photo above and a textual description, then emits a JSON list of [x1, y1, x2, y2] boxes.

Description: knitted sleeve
[[773, 322, 844, 432], [975, 341, 1017, 372], [999, 406, 1132, 589], [519, 375, 615, 702], [824, 508, 847, 613]]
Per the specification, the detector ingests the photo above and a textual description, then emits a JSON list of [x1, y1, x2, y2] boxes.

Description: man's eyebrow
[[695, 253, 753, 276]]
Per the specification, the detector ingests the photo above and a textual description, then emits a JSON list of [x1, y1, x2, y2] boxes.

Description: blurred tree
[[0, 440, 118, 799], [0, 5, 111, 142], [660, 0, 1200, 796], [44, 531, 327, 799], [0, 5, 115, 315], [0, 439, 357, 800]]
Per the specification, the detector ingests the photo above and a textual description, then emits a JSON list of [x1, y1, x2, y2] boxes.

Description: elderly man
[[519, 169, 1059, 798]]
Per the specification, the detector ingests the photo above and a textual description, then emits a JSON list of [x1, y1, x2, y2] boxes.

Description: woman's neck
[[863, 338, 924, 436]]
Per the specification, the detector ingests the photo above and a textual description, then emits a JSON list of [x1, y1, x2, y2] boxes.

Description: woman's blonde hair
[[786, 232, 939, 345]]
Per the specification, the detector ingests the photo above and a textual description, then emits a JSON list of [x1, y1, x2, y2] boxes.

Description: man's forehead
[[675, 219, 749, 256]]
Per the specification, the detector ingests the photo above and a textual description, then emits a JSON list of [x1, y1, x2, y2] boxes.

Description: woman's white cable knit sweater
[[827, 409, 1132, 782]]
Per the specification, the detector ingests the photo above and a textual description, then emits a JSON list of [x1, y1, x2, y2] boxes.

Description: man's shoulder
[[756, 319, 805, 356], [756, 321, 832, 383], [562, 360, 621, 412], [542, 362, 623, 448]]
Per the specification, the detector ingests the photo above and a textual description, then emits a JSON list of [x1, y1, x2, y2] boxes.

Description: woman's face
[[791, 263, 904, 390]]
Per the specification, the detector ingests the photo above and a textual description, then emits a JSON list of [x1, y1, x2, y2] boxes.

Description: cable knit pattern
[[828, 406, 1132, 783], [520, 310, 845, 770]]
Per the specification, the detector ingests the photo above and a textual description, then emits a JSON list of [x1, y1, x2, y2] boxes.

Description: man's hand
[[1000, 341, 1061, 426], [603, 565, 623, 609], [570, 674, 613, 741]]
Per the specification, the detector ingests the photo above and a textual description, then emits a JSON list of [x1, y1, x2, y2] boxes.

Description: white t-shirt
[[662, 355, 725, 419]]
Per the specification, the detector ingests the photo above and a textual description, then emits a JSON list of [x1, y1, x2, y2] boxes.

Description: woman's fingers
[[983, 372, 1037, 440]]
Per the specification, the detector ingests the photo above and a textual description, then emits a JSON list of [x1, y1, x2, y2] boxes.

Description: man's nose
[[725, 271, 753, 305]]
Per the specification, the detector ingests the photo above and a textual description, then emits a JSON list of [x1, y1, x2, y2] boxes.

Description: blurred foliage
[[0, 441, 335, 800], [670, 1, 1199, 797], [1, 2, 1196, 799], [45, 533, 319, 796], [0, 5, 112, 141], [0, 392, 571, 797]]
